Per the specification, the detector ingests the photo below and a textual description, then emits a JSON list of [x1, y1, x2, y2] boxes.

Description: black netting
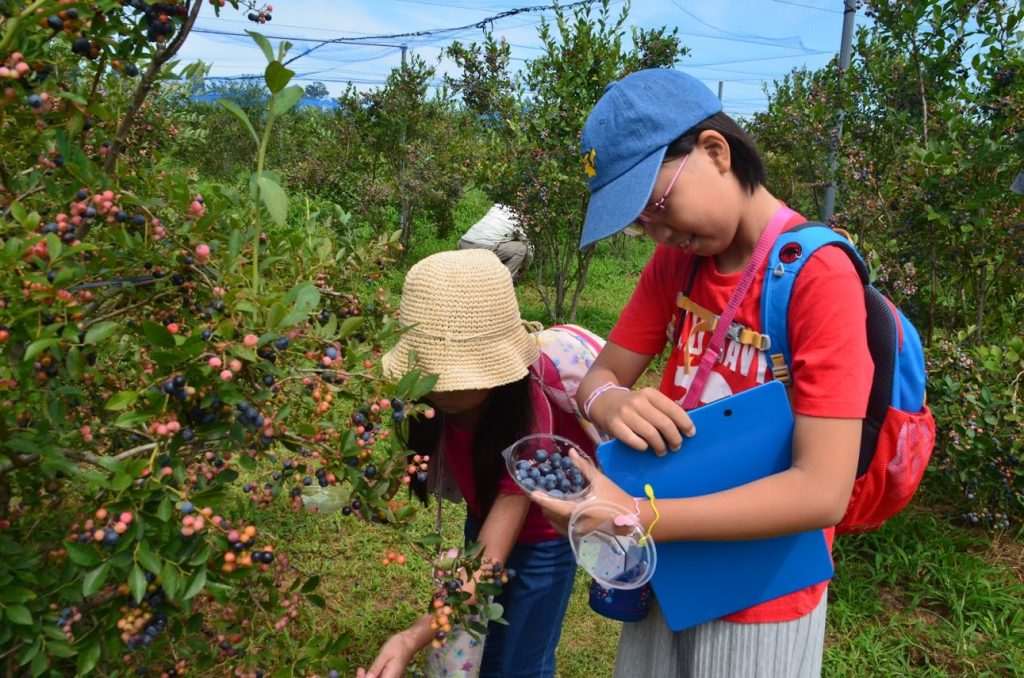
[[860, 287, 897, 477]]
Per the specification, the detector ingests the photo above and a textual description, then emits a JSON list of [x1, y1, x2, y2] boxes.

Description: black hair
[[664, 112, 766, 194], [403, 375, 535, 519]]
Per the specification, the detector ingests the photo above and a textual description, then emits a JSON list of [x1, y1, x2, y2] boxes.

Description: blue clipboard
[[596, 380, 834, 631]]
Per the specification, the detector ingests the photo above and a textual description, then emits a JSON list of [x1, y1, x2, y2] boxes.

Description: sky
[[177, 0, 869, 118]]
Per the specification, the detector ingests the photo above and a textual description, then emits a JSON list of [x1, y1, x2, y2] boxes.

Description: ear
[[698, 130, 731, 175]]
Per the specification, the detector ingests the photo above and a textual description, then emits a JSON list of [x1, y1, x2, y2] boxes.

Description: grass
[[264, 193, 1024, 676]]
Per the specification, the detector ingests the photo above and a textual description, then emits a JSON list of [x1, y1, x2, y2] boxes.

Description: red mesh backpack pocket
[[837, 404, 935, 533]]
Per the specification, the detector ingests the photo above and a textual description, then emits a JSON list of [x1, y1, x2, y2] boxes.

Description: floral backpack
[[529, 324, 608, 445]]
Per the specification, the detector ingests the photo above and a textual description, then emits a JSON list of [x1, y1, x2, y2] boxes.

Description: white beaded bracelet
[[583, 381, 630, 421]]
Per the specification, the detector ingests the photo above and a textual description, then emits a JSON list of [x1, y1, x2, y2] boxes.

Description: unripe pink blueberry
[[209, 356, 222, 369], [220, 369, 233, 381], [243, 334, 258, 348], [196, 243, 211, 260], [229, 359, 242, 372]]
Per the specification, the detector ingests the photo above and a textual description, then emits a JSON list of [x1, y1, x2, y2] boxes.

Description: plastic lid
[[568, 500, 657, 590], [502, 433, 593, 501]]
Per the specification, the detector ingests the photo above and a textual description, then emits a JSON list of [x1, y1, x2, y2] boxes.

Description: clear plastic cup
[[502, 433, 594, 501], [568, 500, 657, 590]]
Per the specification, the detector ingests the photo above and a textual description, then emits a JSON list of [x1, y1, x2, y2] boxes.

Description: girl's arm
[[533, 415, 860, 541], [638, 415, 860, 540], [576, 341, 695, 455], [357, 494, 529, 678]]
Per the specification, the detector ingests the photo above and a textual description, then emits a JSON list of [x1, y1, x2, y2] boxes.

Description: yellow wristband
[[639, 483, 659, 546]]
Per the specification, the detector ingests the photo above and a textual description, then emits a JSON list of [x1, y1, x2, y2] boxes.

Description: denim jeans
[[464, 515, 577, 678]]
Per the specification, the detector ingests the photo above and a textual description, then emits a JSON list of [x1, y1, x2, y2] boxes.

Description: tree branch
[[95, 0, 204, 200]]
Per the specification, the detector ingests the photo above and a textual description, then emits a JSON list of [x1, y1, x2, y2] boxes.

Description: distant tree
[[446, 0, 687, 321], [304, 81, 329, 99]]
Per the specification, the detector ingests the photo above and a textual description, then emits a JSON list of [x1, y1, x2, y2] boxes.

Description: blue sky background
[[178, 0, 870, 117]]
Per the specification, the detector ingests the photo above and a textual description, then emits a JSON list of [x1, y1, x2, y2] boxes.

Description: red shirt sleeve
[[609, 245, 694, 355], [787, 245, 874, 418]]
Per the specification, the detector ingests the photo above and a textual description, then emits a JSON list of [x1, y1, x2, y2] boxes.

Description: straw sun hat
[[381, 249, 540, 392]]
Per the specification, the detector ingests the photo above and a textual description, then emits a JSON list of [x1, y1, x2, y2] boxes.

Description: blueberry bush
[[0, 2, 501, 675], [748, 0, 1024, 527]]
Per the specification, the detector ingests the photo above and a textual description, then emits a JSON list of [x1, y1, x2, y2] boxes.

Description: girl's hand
[[590, 386, 695, 456], [529, 448, 635, 534], [356, 628, 421, 678]]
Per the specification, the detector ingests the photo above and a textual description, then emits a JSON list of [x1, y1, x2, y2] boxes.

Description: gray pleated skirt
[[613, 591, 827, 678]]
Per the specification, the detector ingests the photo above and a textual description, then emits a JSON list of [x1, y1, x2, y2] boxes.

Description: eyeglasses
[[623, 154, 689, 237]]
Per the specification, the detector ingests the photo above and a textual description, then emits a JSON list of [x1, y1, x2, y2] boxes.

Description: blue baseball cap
[[579, 69, 722, 248]]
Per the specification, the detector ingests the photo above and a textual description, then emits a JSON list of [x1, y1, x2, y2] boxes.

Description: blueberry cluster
[[185, 396, 222, 427], [121, 0, 187, 42], [512, 450, 586, 498], [235, 402, 264, 428], [160, 374, 188, 401], [55, 606, 76, 629], [314, 468, 330, 487], [125, 611, 168, 650]]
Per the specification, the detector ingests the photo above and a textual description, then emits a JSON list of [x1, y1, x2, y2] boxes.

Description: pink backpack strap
[[528, 358, 556, 435], [682, 205, 796, 410]]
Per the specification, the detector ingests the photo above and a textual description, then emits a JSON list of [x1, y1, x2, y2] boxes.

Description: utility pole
[[399, 44, 411, 250], [821, 0, 857, 223], [718, 80, 724, 100]]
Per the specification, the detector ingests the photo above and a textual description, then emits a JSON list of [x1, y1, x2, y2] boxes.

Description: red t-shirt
[[608, 211, 873, 623], [443, 353, 596, 543]]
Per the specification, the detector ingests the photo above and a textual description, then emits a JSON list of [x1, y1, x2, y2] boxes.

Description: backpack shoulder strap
[[761, 223, 869, 384], [527, 358, 556, 436]]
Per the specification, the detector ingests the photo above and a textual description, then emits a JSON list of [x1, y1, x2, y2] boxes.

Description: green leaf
[[338, 315, 364, 339], [182, 568, 207, 601], [76, 639, 101, 675], [396, 367, 421, 397], [24, 338, 61, 362], [257, 175, 289, 226], [189, 543, 212, 567], [129, 564, 147, 605], [136, 542, 161, 575], [271, 85, 304, 117], [161, 562, 181, 600], [0, 586, 36, 604], [141, 320, 176, 348], [217, 99, 260, 146], [30, 649, 49, 677], [9, 200, 28, 224], [408, 372, 439, 401], [45, 233, 62, 261], [18, 636, 41, 666], [281, 283, 320, 327], [156, 496, 173, 522], [5, 604, 32, 625], [84, 321, 119, 345], [247, 30, 276, 63], [46, 640, 76, 658], [104, 390, 139, 411], [264, 61, 295, 93], [65, 541, 102, 568], [82, 561, 111, 597], [300, 575, 321, 593], [66, 347, 84, 381]]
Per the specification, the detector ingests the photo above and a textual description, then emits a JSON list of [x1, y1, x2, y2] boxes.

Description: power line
[[281, 0, 604, 65], [769, 0, 844, 13]]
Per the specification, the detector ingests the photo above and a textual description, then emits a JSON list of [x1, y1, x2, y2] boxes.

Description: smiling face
[[634, 130, 747, 259]]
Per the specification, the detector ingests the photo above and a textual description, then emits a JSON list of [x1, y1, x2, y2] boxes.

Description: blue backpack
[[761, 224, 935, 534]]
